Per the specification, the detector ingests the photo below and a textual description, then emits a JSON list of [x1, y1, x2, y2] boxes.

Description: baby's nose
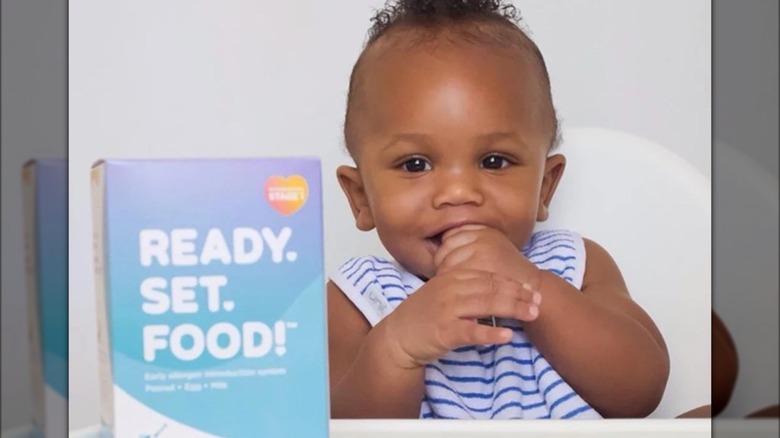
[[431, 171, 485, 208]]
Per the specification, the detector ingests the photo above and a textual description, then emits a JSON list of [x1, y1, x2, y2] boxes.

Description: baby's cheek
[[392, 244, 434, 280], [371, 220, 420, 262], [505, 218, 537, 249], [372, 212, 410, 244]]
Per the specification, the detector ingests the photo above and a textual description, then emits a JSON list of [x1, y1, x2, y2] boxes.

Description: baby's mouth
[[425, 222, 486, 253], [426, 232, 445, 250]]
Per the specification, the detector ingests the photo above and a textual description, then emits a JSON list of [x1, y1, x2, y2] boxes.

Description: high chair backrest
[[538, 127, 711, 418]]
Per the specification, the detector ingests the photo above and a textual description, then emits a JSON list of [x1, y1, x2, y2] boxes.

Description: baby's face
[[340, 43, 564, 279]]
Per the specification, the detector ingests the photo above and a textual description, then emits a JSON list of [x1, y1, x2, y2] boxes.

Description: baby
[[327, 0, 669, 420]]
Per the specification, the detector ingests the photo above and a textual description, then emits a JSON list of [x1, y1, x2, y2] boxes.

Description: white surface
[[56, 420, 780, 438], [67, 0, 710, 429], [54, 420, 780, 438], [51, 419, 778, 438], [542, 128, 711, 417], [68, 420, 713, 438]]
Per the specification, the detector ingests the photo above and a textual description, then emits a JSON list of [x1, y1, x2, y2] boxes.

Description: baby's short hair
[[367, 0, 525, 46], [344, 0, 561, 155]]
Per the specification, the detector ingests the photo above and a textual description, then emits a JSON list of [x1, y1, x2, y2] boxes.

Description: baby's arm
[[521, 238, 670, 417], [327, 281, 425, 419], [327, 269, 540, 418]]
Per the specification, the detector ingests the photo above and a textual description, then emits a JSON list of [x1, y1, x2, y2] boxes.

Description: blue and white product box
[[22, 159, 68, 438], [91, 159, 329, 438]]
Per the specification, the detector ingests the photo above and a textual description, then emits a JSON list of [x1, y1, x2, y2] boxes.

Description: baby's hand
[[376, 269, 540, 369], [434, 225, 542, 290]]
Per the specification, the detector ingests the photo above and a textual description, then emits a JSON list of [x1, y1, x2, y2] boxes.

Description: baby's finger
[[435, 225, 491, 268], [456, 292, 540, 322], [441, 224, 488, 242], [442, 319, 513, 349], [454, 272, 541, 305], [437, 268, 500, 283], [436, 244, 484, 275]]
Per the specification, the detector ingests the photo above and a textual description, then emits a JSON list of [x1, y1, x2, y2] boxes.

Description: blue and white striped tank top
[[329, 229, 602, 420]]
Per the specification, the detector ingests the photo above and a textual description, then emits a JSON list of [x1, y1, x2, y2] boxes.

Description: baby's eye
[[401, 158, 431, 172], [481, 155, 510, 170]]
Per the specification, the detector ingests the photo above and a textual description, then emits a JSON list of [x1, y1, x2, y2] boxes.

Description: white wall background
[[67, 0, 711, 430]]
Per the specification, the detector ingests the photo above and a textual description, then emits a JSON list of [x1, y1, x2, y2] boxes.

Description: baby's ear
[[537, 154, 566, 222], [336, 165, 375, 231]]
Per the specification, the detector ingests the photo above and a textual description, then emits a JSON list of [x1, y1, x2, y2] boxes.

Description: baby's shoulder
[[329, 255, 415, 327], [330, 255, 412, 297], [333, 255, 401, 281], [525, 229, 588, 287], [525, 229, 584, 253], [578, 236, 627, 287], [526, 230, 625, 293]]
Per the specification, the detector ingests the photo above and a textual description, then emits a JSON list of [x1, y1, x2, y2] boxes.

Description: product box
[[22, 159, 68, 438], [91, 159, 328, 438]]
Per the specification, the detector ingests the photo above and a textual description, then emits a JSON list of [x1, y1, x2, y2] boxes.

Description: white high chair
[[538, 127, 711, 418]]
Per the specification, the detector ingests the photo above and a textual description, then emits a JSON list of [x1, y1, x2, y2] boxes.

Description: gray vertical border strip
[[712, 0, 780, 428], [1, 0, 69, 435]]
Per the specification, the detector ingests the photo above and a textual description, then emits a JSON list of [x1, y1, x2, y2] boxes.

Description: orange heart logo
[[265, 175, 309, 216]]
